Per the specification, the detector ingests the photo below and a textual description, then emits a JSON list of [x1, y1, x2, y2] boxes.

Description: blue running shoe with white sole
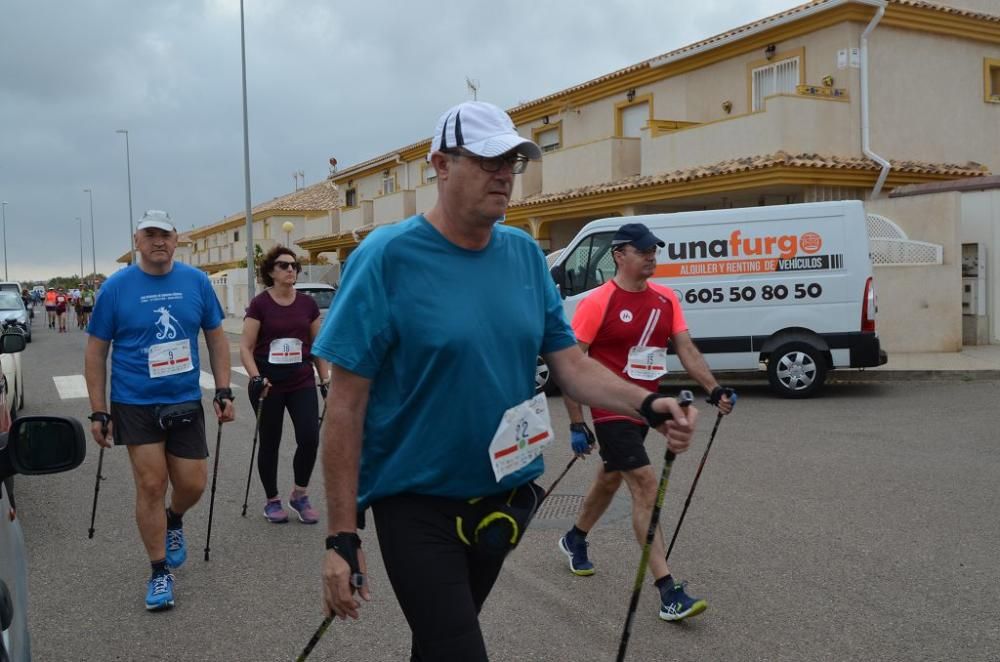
[[659, 580, 707, 621], [166, 527, 187, 569], [145, 572, 175, 611], [558, 531, 595, 576]]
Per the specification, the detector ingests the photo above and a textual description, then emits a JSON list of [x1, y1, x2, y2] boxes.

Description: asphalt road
[[13, 322, 1000, 661]]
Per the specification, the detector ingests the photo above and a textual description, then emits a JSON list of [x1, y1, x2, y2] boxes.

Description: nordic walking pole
[[296, 616, 333, 662], [665, 409, 727, 563], [87, 415, 110, 539], [204, 419, 224, 562], [616, 390, 693, 662], [241, 394, 266, 517], [542, 456, 578, 502], [87, 449, 104, 538]]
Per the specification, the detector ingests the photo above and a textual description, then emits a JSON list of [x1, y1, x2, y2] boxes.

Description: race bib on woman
[[148, 339, 194, 378], [268, 338, 303, 364], [626, 346, 668, 380], [488, 393, 553, 482]]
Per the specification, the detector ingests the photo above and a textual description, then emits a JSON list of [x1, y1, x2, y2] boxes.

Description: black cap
[[611, 223, 665, 251]]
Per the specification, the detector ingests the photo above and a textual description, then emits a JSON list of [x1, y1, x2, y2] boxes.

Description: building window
[[233, 230, 239, 242], [533, 124, 561, 153], [615, 94, 653, 138], [985, 58, 1000, 103], [751, 55, 801, 111], [382, 171, 396, 195], [422, 164, 437, 184], [345, 188, 357, 207]]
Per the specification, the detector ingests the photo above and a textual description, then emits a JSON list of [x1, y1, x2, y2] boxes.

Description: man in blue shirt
[[85, 210, 236, 612], [314, 101, 700, 662]]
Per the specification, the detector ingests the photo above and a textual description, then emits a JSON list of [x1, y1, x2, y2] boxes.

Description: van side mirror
[[0, 417, 86, 481], [549, 265, 566, 299], [0, 330, 25, 354]]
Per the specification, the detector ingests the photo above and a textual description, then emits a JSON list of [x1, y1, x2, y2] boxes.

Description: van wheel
[[767, 342, 826, 398]]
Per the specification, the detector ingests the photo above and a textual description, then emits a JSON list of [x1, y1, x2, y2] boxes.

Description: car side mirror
[[0, 330, 25, 354], [0, 417, 86, 481]]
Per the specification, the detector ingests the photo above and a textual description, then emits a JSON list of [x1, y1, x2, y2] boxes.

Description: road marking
[[233, 367, 249, 376], [201, 371, 241, 390], [53, 375, 88, 399]]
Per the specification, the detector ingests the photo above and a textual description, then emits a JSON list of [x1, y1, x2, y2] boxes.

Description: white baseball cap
[[430, 101, 542, 160], [136, 210, 176, 232]]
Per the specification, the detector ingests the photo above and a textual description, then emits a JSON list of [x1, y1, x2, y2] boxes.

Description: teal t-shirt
[[87, 263, 224, 405], [313, 215, 576, 509]]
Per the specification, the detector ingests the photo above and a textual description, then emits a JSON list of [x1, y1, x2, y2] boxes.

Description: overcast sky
[[0, 0, 799, 282]]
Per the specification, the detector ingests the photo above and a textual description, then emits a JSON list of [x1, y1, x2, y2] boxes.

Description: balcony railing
[[373, 189, 416, 226], [341, 200, 374, 233], [641, 94, 856, 175], [540, 137, 640, 195]]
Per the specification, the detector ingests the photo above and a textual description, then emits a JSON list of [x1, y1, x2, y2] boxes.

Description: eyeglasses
[[274, 260, 300, 271], [444, 149, 529, 175]]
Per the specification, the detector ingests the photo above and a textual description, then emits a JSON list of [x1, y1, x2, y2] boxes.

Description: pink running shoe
[[263, 499, 289, 523], [288, 492, 319, 524]]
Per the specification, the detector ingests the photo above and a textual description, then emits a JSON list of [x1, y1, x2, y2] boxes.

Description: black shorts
[[595, 420, 650, 472], [110, 401, 209, 460]]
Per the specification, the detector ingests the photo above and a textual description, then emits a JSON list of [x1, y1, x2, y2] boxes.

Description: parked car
[[0, 331, 85, 662], [294, 282, 337, 322], [0, 292, 31, 344], [0, 325, 23, 415]]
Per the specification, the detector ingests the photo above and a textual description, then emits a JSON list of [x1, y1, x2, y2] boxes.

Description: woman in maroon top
[[240, 246, 330, 524]]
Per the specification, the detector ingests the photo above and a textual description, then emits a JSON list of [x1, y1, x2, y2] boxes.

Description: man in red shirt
[[558, 222, 734, 622]]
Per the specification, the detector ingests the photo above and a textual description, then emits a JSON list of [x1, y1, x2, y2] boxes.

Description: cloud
[[0, 0, 797, 281]]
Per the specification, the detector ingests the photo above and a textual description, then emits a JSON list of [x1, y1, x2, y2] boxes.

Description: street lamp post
[[241, 0, 256, 299], [76, 217, 84, 280], [115, 129, 136, 265], [0, 201, 7, 280], [84, 189, 97, 285], [282, 220, 294, 246]]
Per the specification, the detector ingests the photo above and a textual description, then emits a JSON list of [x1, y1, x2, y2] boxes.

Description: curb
[[661, 369, 1000, 386]]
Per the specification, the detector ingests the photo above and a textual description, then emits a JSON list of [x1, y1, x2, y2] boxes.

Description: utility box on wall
[[961, 243, 988, 345]]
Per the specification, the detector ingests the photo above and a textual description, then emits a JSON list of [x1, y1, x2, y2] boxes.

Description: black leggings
[[250, 386, 319, 499], [372, 494, 508, 662]]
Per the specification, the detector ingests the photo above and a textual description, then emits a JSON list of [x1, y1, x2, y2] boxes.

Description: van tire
[[767, 342, 827, 398]]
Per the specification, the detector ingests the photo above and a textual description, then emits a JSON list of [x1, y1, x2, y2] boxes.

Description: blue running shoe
[[659, 579, 707, 621], [558, 530, 595, 576], [166, 527, 187, 569], [145, 571, 175, 611]]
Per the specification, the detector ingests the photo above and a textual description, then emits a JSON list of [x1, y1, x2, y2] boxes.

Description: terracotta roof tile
[[194, 180, 339, 235], [509, 152, 990, 208]]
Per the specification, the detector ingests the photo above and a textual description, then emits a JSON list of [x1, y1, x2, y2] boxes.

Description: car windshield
[[297, 288, 335, 309], [0, 292, 23, 310]]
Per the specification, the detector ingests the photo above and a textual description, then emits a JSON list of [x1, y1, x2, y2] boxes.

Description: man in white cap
[[314, 101, 701, 661], [85, 210, 235, 611]]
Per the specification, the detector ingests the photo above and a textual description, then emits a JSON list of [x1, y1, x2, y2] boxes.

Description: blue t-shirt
[[88, 263, 224, 405], [313, 215, 576, 509]]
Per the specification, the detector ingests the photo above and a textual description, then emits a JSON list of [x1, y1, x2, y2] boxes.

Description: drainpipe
[[860, 0, 890, 197]]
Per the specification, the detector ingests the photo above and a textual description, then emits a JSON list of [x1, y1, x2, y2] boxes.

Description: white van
[[547, 200, 887, 397]]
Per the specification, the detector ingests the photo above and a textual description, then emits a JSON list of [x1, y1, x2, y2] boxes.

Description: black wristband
[[88, 411, 111, 424], [213, 387, 234, 407], [326, 532, 365, 589], [638, 393, 671, 428], [325, 532, 361, 551]]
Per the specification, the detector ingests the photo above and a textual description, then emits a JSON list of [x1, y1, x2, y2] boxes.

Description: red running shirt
[[571, 280, 687, 424]]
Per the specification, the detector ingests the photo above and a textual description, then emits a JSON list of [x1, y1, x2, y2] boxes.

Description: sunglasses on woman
[[274, 260, 301, 272]]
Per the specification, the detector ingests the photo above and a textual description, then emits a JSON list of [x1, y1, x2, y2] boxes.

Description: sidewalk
[[220, 314, 1000, 380]]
